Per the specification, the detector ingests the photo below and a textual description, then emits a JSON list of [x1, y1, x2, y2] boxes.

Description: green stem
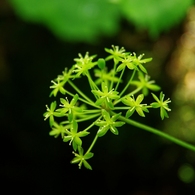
[[109, 61, 118, 91], [82, 116, 102, 132], [86, 72, 99, 91], [86, 73, 100, 100], [125, 86, 142, 97], [77, 113, 101, 122], [83, 109, 101, 114], [68, 80, 96, 106], [115, 66, 125, 91], [65, 89, 98, 108], [114, 87, 142, 105], [85, 134, 99, 154], [119, 69, 136, 97], [114, 107, 130, 110], [117, 114, 195, 152], [85, 116, 103, 154], [61, 113, 100, 124]]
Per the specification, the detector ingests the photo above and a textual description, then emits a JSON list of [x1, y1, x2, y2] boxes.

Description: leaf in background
[[120, 0, 193, 37], [8, 0, 120, 42]]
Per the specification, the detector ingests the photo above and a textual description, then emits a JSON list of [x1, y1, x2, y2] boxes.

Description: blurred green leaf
[[9, 0, 120, 42], [121, 0, 193, 37], [8, 0, 194, 41]]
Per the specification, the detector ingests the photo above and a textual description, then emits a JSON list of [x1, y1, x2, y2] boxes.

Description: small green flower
[[43, 101, 62, 127], [49, 78, 66, 97], [94, 68, 122, 86], [73, 52, 97, 77], [63, 120, 89, 151], [116, 55, 135, 72], [131, 53, 152, 73], [151, 92, 171, 120], [56, 94, 82, 122], [131, 72, 161, 96], [49, 122, 68, 138], [92, 82, 120, 109], [122, 94, 149, 117], [105, 45, 127, 63], [117, 53, 152, 73], [56, 67, 73, 82], [95, 109, 125, 137], [71, 146, 94, 170]]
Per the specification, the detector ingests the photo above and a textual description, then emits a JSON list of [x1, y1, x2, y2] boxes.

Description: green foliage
[[9, 0, 193, 42], [121, 0, 194, 37], [8, 0, 120, 42], [43, 45, 195, 170]]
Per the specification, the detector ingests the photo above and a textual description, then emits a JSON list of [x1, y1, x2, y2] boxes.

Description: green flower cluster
[[44, 45, 172, 169]]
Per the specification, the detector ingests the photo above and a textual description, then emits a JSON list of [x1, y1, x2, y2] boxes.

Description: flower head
[[105, 45, 127, 63], [49, 78, 66, 97], [94, 68, 122, 86], [131, 72, 161, 96], [71, 146, 94, 170], [151, 92, 171, 120], [50, 68, 73, 97], [43, 101, 62, 127], [73, 52, 97, 77], [92, 82, 120, 109], [95, 109, 125, 137], [122, 94, 149, 117], [49, 122, 68, 138], [63, 119, 89, 151], [56, 94, 82, 122], [117, 53, 152, 73]]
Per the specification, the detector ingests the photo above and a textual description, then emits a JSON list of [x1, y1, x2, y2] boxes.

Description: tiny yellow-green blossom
[[49, 122, 68, 138], [63, 120, 89, 151], [92, 82, 120, 109], [56, 94, 82, 122], [131, 72, 161, 96], [117, 53, 152, 73], [71, 146, 94, 170], [50, 68, 73, 97], [43, 101, 62, 127], [73, 52, 97, 77], [95, 109, 125, 137], [151, 92, 171, 120], [105, 45, 127, 63], [122, 94, 149, 117], [50, 78, 66, 97], [94, 68, 122, 86]]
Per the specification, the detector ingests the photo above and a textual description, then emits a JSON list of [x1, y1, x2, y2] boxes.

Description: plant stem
[[117, 113, 195, 152], [114, 87, 142, 105], [60, 113, 100, 124], [85, 134, 99, 154], [86, 72, 100, 100], [68, 80, 97, 107], [119, 69, 136, 97], [85, 115, 103, 154], [86, 72, 99, 91], [115, 66, 125, 91], [109, 61, 118, 91]]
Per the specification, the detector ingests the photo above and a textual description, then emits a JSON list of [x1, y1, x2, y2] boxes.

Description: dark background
[[1, 1, 195, 194]]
